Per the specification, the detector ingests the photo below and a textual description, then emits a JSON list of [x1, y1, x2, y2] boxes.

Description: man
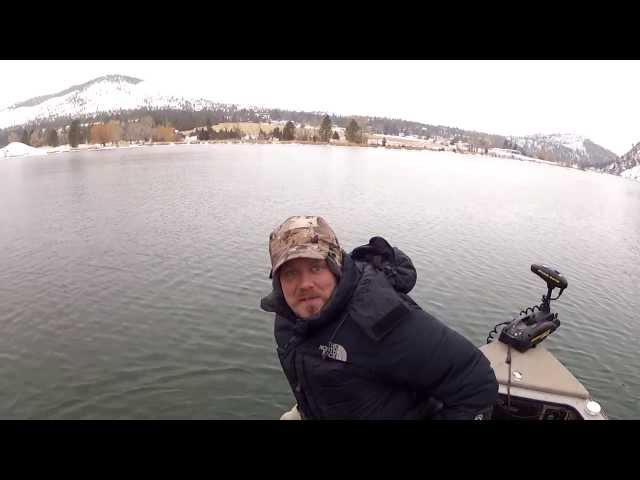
[[260, 216, 498, 420]]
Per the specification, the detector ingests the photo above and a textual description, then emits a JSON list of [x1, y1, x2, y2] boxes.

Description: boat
[[279, 264, 607, 420], [479, 263, 606, 420], [478, 339, 605, 420]]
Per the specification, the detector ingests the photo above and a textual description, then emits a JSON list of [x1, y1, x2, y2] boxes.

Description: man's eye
[[282, 270, 297, 280]]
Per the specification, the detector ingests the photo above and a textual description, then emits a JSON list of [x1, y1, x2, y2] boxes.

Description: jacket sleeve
[[373, 297, 499, 419]]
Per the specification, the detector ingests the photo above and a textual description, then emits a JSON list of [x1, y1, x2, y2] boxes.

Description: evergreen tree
[[332, 131, 340, 141], [345, 119, 362, 143], [69, 119, 81, 147], [319, 114, 332, 142], [46, 128, 59, 147], [206, 117, 213, 140], [272, 127, 282, 140], [283, 121, 295, 141], [21, 128, 30, 145]]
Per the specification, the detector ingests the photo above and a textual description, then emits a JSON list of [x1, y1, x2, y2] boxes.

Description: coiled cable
[[486, 320, 512, 344]]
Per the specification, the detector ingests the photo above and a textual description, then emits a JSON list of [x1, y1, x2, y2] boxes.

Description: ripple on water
[[1, 146, 639, 419]]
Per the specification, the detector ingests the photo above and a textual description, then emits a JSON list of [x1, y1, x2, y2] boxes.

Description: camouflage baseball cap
[[268, 216, 342, 278]]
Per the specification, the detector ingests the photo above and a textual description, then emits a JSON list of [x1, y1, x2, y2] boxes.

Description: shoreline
[[3, 139, 636, 182]]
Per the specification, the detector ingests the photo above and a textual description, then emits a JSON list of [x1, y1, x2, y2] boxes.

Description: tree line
[[1, 101, 510, 150], [0, 109, 378, 150], [191, 116, 366, 144], [0, 116, 178, 149]]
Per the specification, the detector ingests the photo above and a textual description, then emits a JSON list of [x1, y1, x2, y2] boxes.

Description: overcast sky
[[1, 60, 639, 155]]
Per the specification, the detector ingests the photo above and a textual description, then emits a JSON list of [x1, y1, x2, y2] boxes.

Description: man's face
[[278, 257, 337, 319]]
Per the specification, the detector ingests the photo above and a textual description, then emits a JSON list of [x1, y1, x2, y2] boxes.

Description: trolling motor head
[[530, 264, 567, 312], [492, 264, 568, 352]]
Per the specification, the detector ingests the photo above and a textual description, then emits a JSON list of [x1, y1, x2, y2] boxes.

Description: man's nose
[[298, 270, 314, 290]]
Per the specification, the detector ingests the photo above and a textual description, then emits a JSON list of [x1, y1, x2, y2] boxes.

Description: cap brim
[[270, 247, 327, 278]]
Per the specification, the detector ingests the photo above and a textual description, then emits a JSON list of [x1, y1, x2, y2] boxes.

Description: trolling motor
[[490, 264, 568, 353]]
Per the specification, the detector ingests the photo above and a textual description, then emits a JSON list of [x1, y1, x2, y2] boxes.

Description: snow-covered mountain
[[509, 133, 618, 169], [606, 141, 640, 179], [0, 74, 227, 129]]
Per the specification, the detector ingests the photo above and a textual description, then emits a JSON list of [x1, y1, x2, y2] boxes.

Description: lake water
[[1, 144, 638, 419]]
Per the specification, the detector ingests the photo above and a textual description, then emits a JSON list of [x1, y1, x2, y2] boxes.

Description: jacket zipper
[[282, 333, 312, 418]]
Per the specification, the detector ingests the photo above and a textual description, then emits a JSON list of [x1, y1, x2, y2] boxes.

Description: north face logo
[[319, 342, 348, 362]]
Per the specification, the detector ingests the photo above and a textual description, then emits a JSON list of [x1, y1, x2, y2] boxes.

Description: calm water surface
[[1, 144, 638, 419]]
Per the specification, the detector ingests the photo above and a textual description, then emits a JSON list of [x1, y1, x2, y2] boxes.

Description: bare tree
[[106, 120, 123, 146], [152, 126, 176, 142], [8, 131, 22, 143], [296, 126, 309, 141], [30, 129, 46, 147], [90, 124, 109, 146]]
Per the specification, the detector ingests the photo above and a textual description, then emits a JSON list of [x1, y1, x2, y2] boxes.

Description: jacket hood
[[351, 236, 417, 294]]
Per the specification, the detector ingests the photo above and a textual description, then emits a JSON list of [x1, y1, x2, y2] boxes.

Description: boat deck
[[480, 341, 589, 399]]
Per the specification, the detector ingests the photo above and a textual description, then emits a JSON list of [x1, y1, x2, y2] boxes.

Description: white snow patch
[[553, 133, 585, 152], [0, 142, 48, 158], [488, 148, 556, 165], [621, 164, 640, 181], [527, 133, 586, 153], [42, 145, 74, 154]]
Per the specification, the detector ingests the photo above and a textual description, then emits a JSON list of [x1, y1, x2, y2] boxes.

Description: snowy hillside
[[0, 75, 226, 130], [536, 133, 586, 153], [509, 133, 617, 169], [607, 141, 640, 177]]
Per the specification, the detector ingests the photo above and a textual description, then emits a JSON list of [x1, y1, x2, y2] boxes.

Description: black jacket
[[260, 237, 498, 419]]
